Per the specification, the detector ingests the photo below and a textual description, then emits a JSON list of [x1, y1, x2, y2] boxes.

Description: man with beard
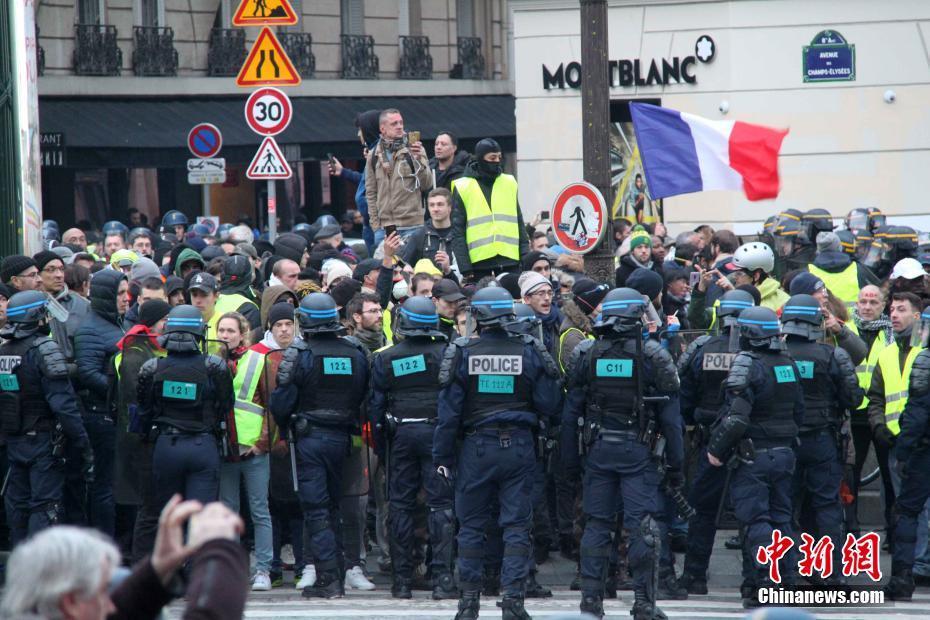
[[346, 292, 385, 354]]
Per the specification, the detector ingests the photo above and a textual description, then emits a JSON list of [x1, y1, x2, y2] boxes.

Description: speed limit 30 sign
[[244, 87, 292, 136]]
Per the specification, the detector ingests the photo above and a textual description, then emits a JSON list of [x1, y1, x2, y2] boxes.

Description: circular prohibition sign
[[244, 87, 293, 136]]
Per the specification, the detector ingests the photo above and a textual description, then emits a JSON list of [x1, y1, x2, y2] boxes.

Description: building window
[[341, 0, 364, 35], [457, 0, 474, 38], [139, 0, 159, 26], [78, 0, 103, 24]]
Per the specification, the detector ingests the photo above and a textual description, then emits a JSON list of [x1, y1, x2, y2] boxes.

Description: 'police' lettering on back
[[468, 355, 522, 375]]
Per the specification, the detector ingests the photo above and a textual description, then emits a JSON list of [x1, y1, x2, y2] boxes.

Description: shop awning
[[38, 95, 516, 168]]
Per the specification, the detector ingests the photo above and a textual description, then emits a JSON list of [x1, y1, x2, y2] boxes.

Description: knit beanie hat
[[816, 231, 841, 253], [139, 299, 171, 328], [1, 255, 37, 283], [572, 278, 610, 314], [330, 277, 362, 308], [629, 226, 652, 251], [274, 233, 308, 264], [626, 267, 664, 301], [33, 250, 62, 272], [129, 257, 161, 283], [518, 271, 552, 298], [267, 302, 296, 329]]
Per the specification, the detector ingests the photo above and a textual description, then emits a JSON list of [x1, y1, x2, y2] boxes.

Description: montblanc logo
[[695, 35, 715, 63]]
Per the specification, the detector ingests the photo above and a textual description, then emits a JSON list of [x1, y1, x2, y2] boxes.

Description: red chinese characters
[[756, 530, 883, 583]]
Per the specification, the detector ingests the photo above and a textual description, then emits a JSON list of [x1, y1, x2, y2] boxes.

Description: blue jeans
[[220, 453, 273, 573], [373, 225, 422, 248], [890, 450, 930, 567], [85, 414, 116, 537]]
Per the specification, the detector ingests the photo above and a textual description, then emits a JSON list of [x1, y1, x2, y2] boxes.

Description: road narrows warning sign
[[247, 136, 292, 179], [236, 27, 301, 87], [232, 0, 298, 26]]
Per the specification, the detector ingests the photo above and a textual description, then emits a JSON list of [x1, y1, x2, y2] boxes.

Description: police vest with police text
[[878, 341, 921, 436], [379, 338, 446, 420], [152, 356, 216, 433], [453, 174, 521, 264], [462, 335, 532, 427], [585, 338, 640, 429], [695, 335, 734, 423], [297, 336, 364, 427], [785, 339, 837, 431], [0, 336, 55, 433], [746, 351, 800, 443]]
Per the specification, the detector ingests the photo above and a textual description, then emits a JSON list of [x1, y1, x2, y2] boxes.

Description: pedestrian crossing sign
[[247, 136, 292, 180], [236, 27, 301, 87], [232, 0, 298, 26]]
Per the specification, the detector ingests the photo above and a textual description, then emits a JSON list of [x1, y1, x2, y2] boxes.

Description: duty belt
[[597, 429, 639, 442]]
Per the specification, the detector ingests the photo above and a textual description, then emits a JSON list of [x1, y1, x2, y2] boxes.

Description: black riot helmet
[[470, 286, 515, 327], [102, 220, 129, 238], [163, 305, 206, 337], [161, 210, 188, 230], [762, 215, 778, 236], [845, 208, 870, 233], [774, 208, 803, 230], [835, 230, 857, 256], [297, 292, 345, 335], [395, 296, 444, 339], [0, 290, 49, 339], [773, 219, 802, 258], [506, 302, 543, 340], [595, 287, 646, 335], [781, 294, 824, 341], [801, 208, 834, 244], [717, 289, 756, 350], [737, 306, 782, 350], [866, 207, 886, 234]]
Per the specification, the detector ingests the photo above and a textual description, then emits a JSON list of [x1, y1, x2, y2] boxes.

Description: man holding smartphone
[[365, 109, 433, 248], [401, 188, 458, 279]]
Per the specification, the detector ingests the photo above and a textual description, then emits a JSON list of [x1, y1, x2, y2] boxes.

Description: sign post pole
[[267, 180, 277, 243], [202, 185, 211, 218]]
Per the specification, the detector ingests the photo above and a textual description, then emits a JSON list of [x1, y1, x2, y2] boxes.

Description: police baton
[[288, 420, 299, 494], [0, 469, 9, 498]]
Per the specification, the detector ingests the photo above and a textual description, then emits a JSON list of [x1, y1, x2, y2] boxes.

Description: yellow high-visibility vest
[[232, 349, 265, 447], [206, 293, 257, 341], [848, 323, 891, 411], [558, 327, 593, 373], [809, 262, 859, 310], [454, 175, 520, 264], [877, 342, 921, 435]]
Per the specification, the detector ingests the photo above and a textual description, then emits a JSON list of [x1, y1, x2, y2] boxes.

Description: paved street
[[167, 530, 930, 619]]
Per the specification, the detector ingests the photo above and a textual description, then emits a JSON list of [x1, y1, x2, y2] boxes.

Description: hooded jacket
[[74, 269, 126, 409], [429, 149, 470, 190], [812, 250, 880, 288], [615, 254, 663, 288], [50, 285, 90, 362], [558, 299, 594, 372], [260, 285, 299, 329], [352, 109, 381, 228], [172, 247, 204, 278], [450, 160, 530, 275]]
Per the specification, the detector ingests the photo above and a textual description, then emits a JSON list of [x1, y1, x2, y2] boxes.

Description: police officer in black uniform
[[0, 291, 93, 544], [136, 305, 233, 507], [706, 306, 804, 608], [677, 289, 756, 595], [434, 286, 562, 620], [782, 293, 862, 581], [882, 307, 930, 600], [270, 292, 369, 599], [562, 288, 683, 620], [369, 296, 456, 600]]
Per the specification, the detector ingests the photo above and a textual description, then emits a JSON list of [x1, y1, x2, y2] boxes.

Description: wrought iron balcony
[[399, 35, 432, 79], [452, 36, 485, 79], [341, 34, 378, 79], [132, 26, 178, 76], [73, 24, 122, 76], [36, 26, 45, 76], [279, 32, 315, 79], [208, 28, 246, 77]]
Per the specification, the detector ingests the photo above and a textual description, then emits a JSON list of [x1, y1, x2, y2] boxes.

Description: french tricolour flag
[[630, 102, 788, 202]]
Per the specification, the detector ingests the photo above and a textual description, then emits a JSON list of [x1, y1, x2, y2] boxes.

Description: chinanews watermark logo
[[754, 530, 887, 607]]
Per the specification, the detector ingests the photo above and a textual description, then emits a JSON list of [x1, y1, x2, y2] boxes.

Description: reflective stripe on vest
[[808, 262, 859, 309], [206, 294, 257, 341], [848, 322, 891, 411], [232, 349, 265, 447], [454, 175, 520, 264], [558, 327, 593, 373], [878, 342, 921, 435]]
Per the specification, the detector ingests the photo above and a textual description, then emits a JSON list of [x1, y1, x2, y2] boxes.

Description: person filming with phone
[[365, 109, 433, 248], [401, 188, 458, 280]]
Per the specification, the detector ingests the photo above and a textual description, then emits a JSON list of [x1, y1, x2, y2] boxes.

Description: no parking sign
[[551, 182, 607, 254]]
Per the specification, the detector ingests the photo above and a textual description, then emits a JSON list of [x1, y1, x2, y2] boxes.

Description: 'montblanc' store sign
[[542, 35, 716, 90]]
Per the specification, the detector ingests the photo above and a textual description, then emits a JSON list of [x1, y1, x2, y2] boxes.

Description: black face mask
[[477, 160, 502, 178]]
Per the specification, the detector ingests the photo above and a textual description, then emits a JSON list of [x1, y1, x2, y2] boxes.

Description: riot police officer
[[884, 308, 930, 600], [782, 294, 862, 581], [369, 296, 456, 600], [562, 288, 684, 620], [434, 286, 562, 620], [136, 305, 233, 508], [270, 293, 369, 599], [677, 289, 756, 595], [0, 291, 93, 544], [706, 306, 804, 608]]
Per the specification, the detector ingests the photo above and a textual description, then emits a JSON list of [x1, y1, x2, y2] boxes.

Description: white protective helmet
[[733, 242, 775, 274]]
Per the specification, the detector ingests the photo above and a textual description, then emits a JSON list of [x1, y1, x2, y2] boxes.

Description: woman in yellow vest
[[214, 311, 276, 592], [449, 139, 529, 281]]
